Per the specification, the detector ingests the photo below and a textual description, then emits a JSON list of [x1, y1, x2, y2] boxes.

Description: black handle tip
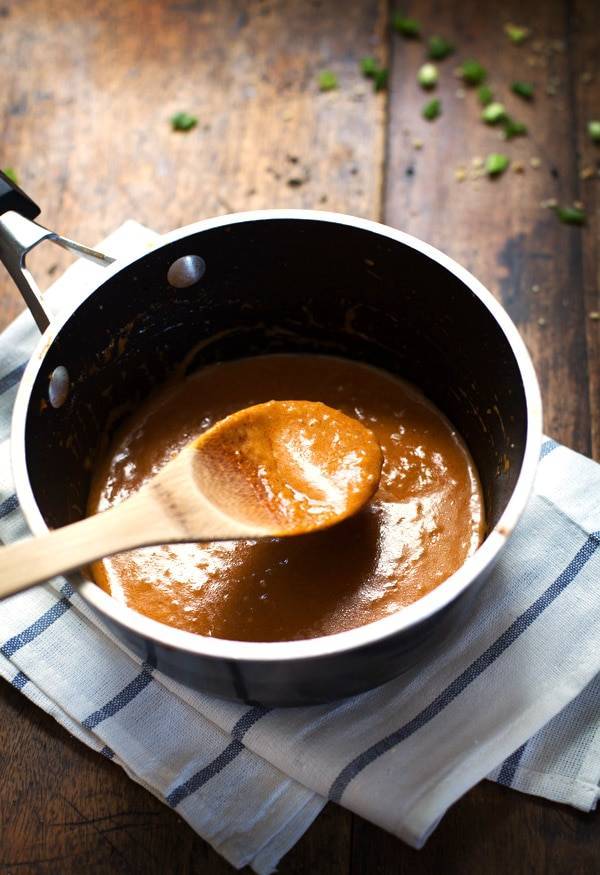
[[0, 170, 41, 221]]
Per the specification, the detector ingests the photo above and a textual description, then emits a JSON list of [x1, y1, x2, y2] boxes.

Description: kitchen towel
[[0, 222, 598, 872]]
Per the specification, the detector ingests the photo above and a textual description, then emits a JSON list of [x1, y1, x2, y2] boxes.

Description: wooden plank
[[0, 0, 387, 325], [571, 0, 600, 457], [0, 0, 385, 871], [384, 0, 596, 456], [351, 782, 600, 875]]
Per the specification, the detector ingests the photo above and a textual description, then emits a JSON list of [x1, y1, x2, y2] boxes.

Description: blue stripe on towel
[[540, 439, 559, 460], [1, 597, 72, 658], [329, 533, 600, 802], [0, 493, 18, 519], [11, 670, 29, 690], [0, 362, 26, 396], [166, 705, 270, 808], [166, 740, 245, 808], [82, 663, 155, 729], [231, 704, 271, 740], [497, 742, 528, 786]]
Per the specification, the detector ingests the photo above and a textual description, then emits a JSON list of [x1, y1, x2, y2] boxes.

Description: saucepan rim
[[10, 209, 543, 663]]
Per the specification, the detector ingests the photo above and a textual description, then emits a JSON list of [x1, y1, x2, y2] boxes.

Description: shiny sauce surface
[[89, 355, 485, 641]]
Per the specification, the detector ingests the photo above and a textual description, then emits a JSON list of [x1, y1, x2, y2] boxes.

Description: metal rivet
[[49, 366, 70, 408], [167, 255, 206, 288]]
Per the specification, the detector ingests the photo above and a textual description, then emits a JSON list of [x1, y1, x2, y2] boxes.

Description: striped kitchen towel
[[0, 222, 598, 872]]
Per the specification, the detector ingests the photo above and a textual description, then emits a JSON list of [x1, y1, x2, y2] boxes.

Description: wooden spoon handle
[[0, 494, 181, 600]]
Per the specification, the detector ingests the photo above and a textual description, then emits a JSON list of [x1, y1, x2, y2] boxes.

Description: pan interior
[[22, 219, 527, 538]]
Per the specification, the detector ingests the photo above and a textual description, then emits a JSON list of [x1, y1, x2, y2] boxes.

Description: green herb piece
[[417, 63, 438, 89], [511, 80, 535, 100], [422, 98, 441, 121], [485, 153, 510, 176], [428, 36, 454, 60], [392, 13, 421, 37], [170, 112, 198, 132], [459, 60, 487, 86], [318, 70, 338, 92], [555, 205, 586, 225], [503, 117, 528, 139], [360, 56, 378, 77], [482, 102, 507, 124], [478, 85, 494, 106], [2, 167, 18, 184], [589, 120, 600, 142], [360, 57, 388, 92], [373, 67, 389, 92], [505, 23, 530, 44]]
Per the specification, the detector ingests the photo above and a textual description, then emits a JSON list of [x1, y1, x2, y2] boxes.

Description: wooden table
[[0, 1, 598, 872]]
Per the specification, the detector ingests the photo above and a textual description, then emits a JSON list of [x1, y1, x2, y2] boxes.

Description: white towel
[[0, 222, 598, 872]]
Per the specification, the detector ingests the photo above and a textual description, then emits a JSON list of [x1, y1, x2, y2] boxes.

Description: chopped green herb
[[360, 57, 388, 92], [478, 85, 494, 106], [417, 63, 438, 89], [503, 117, 528, 139], [589, 120, 600, 142], [459, 60, 487, 86], [318, 70, 338, 92], [485, 153, 510, 176], [170, 112, 198, 132], [373, 67, 389, 92], [555, 205, 586, 225], [422, 98, 441, 121], [511, 80, 535, 100], [428, 36, 454, 60], [482, 102, 507, 124], [392, 13, 421, 37], [2, 167, 18, 184], [360, 56, 378, 77], [504, 23, 530, 44]]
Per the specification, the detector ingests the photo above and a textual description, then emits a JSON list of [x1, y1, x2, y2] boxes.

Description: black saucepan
[[0, 171, 542, 705]]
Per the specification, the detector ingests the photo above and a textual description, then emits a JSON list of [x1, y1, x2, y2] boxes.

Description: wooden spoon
[[0, 400, 383, 600]]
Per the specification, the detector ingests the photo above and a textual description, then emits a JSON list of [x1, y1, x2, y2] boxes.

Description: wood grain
[[0, 0, 386, 324], [0, 0, 598, 872], [384, 0, 597, 456]]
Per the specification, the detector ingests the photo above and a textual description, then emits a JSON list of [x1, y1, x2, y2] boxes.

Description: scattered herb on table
[[485, 153, 510, 176], [428, 36, 454, 60], [373, 67, 389, 91], [503, 117, 528, 139], [478, 85, 494, 106], [360, 56, 378, 77], [459, 60, 487, 86], [482, 102, 506, 124], [555, 205, 586, 225], [392, 13, 421, 37], [2, 167, 18, 183], [504, 23, 530, 44], [422, 98, 441, 121], [318, 70, 338, 92], [589, 120, 600, 142], [417, 63, 438, 89], [170, 112, 198, 132], [512, 81, 535, 100], [360, 57, 388, 92]]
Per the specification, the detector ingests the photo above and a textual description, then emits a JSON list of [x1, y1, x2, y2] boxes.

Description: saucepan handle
[[0, 170, 41, 220], [0, 170, 115, 333]]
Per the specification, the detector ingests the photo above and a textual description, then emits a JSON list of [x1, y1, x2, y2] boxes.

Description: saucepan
[[0, 171, 542, 705]]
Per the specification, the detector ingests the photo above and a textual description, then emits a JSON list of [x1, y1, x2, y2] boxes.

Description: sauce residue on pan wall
[[88, 354, 485, 641]]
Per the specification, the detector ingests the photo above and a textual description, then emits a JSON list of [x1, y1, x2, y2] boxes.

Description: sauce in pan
[[88, 355, 485, 642]]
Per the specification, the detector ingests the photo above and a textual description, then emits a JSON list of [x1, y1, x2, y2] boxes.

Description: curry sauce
[[88, 354, 485, 641]]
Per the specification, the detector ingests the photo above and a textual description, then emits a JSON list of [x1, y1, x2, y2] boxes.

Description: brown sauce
[[88, 354, 485, 641]]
